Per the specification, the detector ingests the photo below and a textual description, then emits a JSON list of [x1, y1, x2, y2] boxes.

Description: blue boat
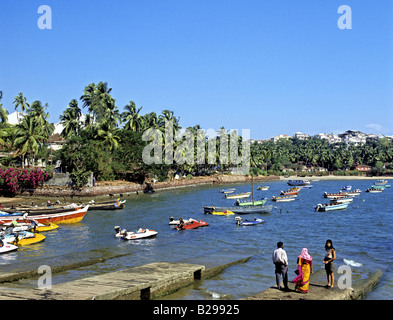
[[235, 216, 265, 226], [341, 186, 352, 191], [0, 211, 24, 217], [315, 202, 349, 212], [287, 180, 310, 186]]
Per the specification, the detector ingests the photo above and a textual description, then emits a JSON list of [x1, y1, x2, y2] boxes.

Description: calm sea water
[[1, 179, 392, 300]]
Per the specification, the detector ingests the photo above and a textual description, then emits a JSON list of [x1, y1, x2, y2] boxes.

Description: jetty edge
[[244, 268, 382, 300], [0, 257, 251, 300]]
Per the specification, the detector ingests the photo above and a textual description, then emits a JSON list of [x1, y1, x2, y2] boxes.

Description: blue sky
[[1, 0, 392, 139]]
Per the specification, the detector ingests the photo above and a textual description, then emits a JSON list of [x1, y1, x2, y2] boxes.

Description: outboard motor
[[169, 216, 175, 222], [235, 217, 242, 225], [114, 226, 121, 234]]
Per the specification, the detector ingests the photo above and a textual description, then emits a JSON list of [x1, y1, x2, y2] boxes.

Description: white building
[[293, 132, 310, 140]]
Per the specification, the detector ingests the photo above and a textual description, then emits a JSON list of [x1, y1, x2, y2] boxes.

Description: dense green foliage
[[1, 84, 392, 186]]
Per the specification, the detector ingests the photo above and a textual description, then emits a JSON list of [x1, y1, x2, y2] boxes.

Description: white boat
[[257, 186, 269, 191], [168, 217, 191, 225], [315, 203, 349, 212], [114, 226, 158, 240], [0, 242, 18, 254], [341, 186, 352, 191], [225, 192, 251, 199], [235, 216, 265, 226], [330, 197, 353, 204], [287, 180, 310, 186], [366, 188, 383, 193]]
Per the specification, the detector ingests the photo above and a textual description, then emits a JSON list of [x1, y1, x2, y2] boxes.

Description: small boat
[[330, 197, 353, 204], [1, 221, 58, 233], [280, 187, 300, 196], [204, 205, 273, 215], [235, 216, 265, 226], [0, 242, 18, 254], [86, 199, 125, 210], [346, 189, 362, 196], [114, 226, 158, 240], [235, 198, 268, 206], [287, 180, 310, 186], [1, 231, 46, 246], [323, 192, 349, 199], [341, 186, 352, 191], [257, 186, 269, 191], [173, 219, 209, 230], [300, 185, 313, 189], [36, 223, 59, 232], [0, 211, 24, 217], [374, 179, 388, 186], [271, 196, 296, 202], [211, 210, 234, 215], [169, 217, 191, 225], [219, 188, 236, 194], [371, 185, 386, 190], [225, 192, 251, 199], [315, 203, 349, 212], [0, 205, 90, 225], [366, 188, 383, 193]]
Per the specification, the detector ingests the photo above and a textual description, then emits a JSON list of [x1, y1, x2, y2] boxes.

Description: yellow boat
[[36, 223, 59, 232], [211, 210, 234, 216], [14, 233, 46, 246]]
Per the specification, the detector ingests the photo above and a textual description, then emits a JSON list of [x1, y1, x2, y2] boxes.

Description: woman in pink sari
[[292, 248, 313, 293]]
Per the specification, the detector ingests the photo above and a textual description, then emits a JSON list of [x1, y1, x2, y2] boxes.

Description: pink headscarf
[[298, 248, 312, 261]]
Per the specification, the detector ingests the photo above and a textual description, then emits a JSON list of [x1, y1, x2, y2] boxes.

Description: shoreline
[[1, 174, 391, 205]]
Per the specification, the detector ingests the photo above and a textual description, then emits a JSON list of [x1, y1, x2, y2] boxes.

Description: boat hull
[[315, 203, 348, 212], [204, 205, 273, 214]]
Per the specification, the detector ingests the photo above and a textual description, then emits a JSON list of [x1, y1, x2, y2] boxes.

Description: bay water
[[1, 179, 392, 300]]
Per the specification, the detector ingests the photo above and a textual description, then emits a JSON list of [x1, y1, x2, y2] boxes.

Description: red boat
[[174, 219, 209, 230], [0, 205, 89, 225]]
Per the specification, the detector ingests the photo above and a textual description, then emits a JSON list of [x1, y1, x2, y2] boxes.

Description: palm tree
[[13, 92, 30, 123], [80, 82, 114, 122], [122, 101, 143, 132], [29, 100, 54, 140], [14, 115, 46, 167], [60, 99, 82, 138], [95, 121, 120, 151]]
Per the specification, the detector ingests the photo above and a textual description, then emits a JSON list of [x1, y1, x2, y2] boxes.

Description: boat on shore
[[225, 192, 251, 199], [287, 180, 310, 186], [271, 195, 296, 202], [204, 205, 273, 214], [0, 205, 89, 225], [315, 202, 349, 212], [235, 198, 268, 206]]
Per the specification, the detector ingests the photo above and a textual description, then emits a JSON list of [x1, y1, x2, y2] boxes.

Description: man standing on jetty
[[272, 242, 290, 291]]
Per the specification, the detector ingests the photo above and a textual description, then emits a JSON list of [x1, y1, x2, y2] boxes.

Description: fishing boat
[[315, 202, 349, 212], [287, 180, 310, 186], [235, 216, 265, 226], [85, 199, 125, 210], [300, 185, 313, 189], [346, 189, 362, 196], [257, 186, 269, 191], [211, 210, 234, 215], [219, 188, 236, 194], [0, 242, 18, 254], [204, 205, 273, 215], [0, 205, 89, 225], [330, 197, 353, 204], [114, 226, 158, 240], [235, 198, 268, 206], [280, 187, 300, 196], [173, 219, 209, 230], [225, 192, 251, 199], [341, 186, 352, 191], [366, 188, 383, 193], [370, 185, 386, 190], [374, 179, 388, 186], [271, 195, 296, 202], [323, 192, 349, 199], [2, 203, 83, 215]]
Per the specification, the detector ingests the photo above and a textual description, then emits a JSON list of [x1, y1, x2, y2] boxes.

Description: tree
[[13, 92, 30, 123], [122, 101, 143, 132], [60, 99, 82, 138]]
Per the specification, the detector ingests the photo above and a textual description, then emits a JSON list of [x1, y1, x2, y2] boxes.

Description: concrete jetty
[[245, 268, 382, 300], [0, 257, 251, 300]]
